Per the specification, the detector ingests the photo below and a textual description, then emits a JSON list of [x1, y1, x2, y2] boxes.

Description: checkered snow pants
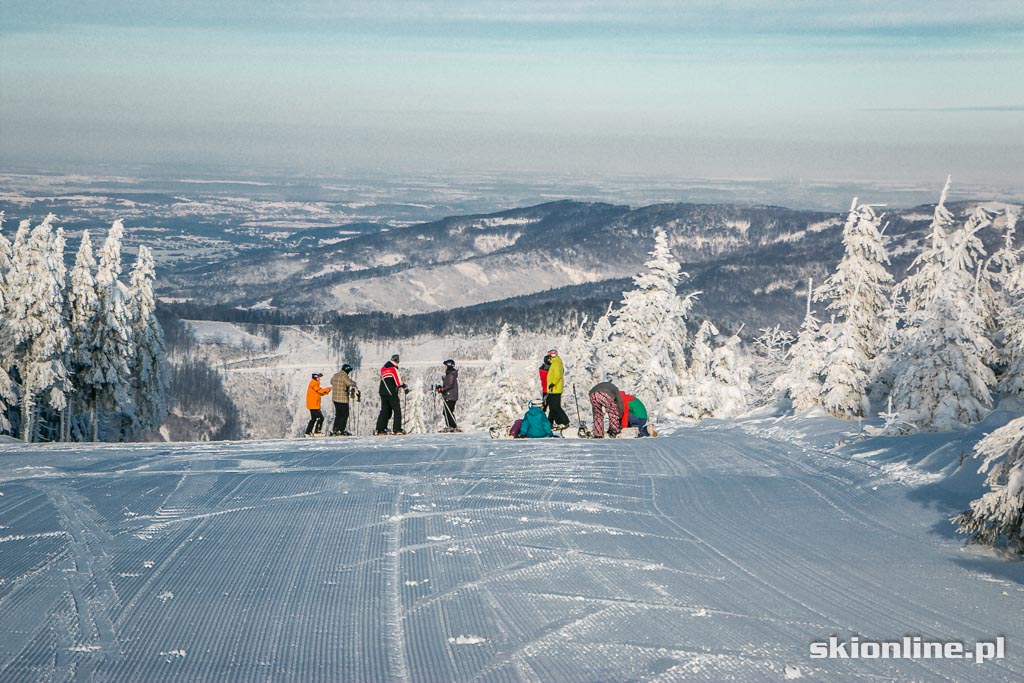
[[589, 391, 622, 438]]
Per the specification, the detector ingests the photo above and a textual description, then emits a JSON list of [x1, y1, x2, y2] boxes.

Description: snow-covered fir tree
[[750, 325, 795, 405], [898, 176, 957, 322], [999, 225, 1024, 395], [890, 185, 994, 431], [814, 199, 893, 418], [679, 320, 717, 419], [89, 220, 135, 439], [127, 245, 170, 437], [774, 280, 827, 412], [67, 230, 100, 434], [474, 324, 527, 429], [563, 315, 595, 390], [406, 378, 428, 434], [953, 416, 1024, 552], [978, 207, 1017, 337], [0, 213, 18, 434], [709, 328, 753, 417], [5, 216, 72, 441], [602, 229, 694, 408], [681, 322, 752, 419], [587, 303, 615, 381]]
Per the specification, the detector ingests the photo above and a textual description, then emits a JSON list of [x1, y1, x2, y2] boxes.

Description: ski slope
[[0, 420, 1021, 681]]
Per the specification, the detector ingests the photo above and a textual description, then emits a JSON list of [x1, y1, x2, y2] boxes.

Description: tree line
[[0, 214, 170, 442]]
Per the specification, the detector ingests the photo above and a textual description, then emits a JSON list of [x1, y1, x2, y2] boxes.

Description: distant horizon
[[1, 163, 1021, 218], [2, 2, 1022, 188]]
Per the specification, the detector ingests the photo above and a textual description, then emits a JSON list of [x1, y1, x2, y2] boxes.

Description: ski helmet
[[391, 354, 400, 363], [548, 349, 558, 357], [443, 359, 455, 368], [341, 363, 353, 373], [311, 372, 323, 379]]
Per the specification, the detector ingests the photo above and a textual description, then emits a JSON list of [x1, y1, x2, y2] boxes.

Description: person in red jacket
[[375, 354, 408, 434], [304, 372, 332, 436], [538, 353, 552, 413]]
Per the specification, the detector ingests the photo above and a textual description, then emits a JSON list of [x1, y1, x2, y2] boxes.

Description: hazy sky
[[1, 1, 1022, 185]]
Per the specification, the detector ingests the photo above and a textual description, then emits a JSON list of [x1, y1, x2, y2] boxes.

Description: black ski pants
[[305, 409, 325, 435], [443, 399, 458, 429], [332, 402, 350, 434], [376, 390, 402, 433], [547, 393, 570, 427]]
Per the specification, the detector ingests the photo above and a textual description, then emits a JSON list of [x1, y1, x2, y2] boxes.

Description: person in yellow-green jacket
[[545, 349, 571, 429]]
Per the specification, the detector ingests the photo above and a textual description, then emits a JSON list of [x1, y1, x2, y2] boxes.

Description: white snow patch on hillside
[[473, 232, 520, 253]]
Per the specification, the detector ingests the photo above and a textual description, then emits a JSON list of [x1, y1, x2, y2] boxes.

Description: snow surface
[[0, 418, 1022, 681]]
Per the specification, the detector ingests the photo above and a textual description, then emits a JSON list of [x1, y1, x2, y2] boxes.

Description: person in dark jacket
[[375, 354, 408, 435], [588, 381, 625, 438], [437, 359, 460, 432], [329, 363, 359, 435]]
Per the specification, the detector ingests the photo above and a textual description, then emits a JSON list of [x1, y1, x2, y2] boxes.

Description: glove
[[548, 384, 555, 392], [404, 388, 410, 395]]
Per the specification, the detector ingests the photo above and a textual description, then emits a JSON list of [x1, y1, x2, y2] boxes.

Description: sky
[[1, 1, 1022, 187]]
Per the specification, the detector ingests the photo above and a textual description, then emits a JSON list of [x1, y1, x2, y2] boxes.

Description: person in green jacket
[[545, 349, 571, 429]]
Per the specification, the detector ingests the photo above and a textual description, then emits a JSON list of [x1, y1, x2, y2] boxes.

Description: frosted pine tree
[[473, 324, 527, 430], [90, 220, 134, 439], [998, 249, 1024, 395], [681, 323, 752, 419], [6, 216, 72, 441], [127, 246, 170, 436], [563, 315, 595, 389], [899, 176, 957, 322], [67, 230, 100, 436], [603, 229, 694, 407], [708, 329, 753, 418], [890, 194, 994, 430], [977, 207, 1016, 337], [750, 325, 795, 405], [680, 320, 718, 419], [0, 213, 18, 433], [814, 199, 893, 418], [588, 303, 615, 380], [953, 416, 1024, 552], [406, 378, 428, 434], [774, 280, 827, 412]]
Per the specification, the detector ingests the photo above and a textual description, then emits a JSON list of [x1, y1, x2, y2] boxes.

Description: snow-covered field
[[1, 418, 1021, 681]]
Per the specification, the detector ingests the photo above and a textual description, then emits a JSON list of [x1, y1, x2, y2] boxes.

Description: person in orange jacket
[[305, 372, 332, 436]]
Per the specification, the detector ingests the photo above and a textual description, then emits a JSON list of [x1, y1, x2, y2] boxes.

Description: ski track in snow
[[0, 425, 1022, 681]]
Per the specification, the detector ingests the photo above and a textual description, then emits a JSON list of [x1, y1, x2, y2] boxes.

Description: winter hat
[[391, 354, 400, 363], [341, 364, 353, 373], [312, 372, 323, 379]]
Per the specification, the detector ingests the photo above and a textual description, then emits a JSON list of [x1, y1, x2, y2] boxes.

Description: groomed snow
[[0, 419, 1021, 681]]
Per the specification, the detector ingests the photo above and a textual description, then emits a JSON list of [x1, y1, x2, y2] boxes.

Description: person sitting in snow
[[588, 381, 624, 438], [515, 399, 554, 438], [305, 372, 332, 436]]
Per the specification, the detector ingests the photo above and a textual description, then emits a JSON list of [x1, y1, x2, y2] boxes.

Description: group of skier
[[302, 348, 653, 438], [513, 349, 653, 438]]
